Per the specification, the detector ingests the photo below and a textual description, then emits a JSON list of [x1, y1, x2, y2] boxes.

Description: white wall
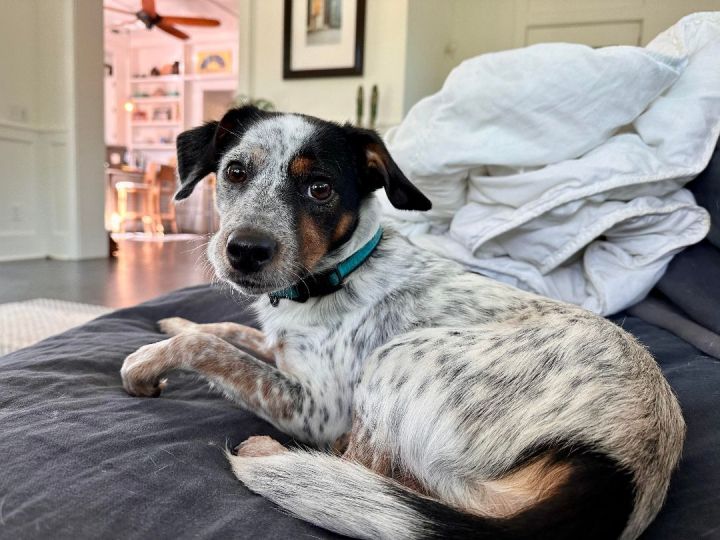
[[240, 0, 410, 126], [0, 0, 106, 261], [403, 0, 454, 116], [445, 0, 720, 69]]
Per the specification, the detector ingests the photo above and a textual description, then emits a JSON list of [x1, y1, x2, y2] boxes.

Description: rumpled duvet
[[383, 12, 719, 315]]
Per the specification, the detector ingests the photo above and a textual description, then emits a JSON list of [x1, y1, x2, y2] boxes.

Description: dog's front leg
[[121, 333, 312, 440], [157, 317, 275, 362]]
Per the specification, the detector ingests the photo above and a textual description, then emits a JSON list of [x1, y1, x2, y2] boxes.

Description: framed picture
[[194, 50, 233, 74], [283, 0, 366, 79]]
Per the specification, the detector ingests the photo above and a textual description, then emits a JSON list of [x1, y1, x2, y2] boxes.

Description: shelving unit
[[115, 33, 239, 163]]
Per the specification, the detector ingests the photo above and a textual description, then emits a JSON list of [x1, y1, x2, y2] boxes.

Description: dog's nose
[[226, 231, 277, 273]]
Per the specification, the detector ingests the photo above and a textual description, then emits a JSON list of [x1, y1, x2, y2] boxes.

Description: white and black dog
[[121, 106, 684, 540]]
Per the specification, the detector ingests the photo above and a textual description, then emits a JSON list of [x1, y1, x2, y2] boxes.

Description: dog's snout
[[226, 230, 277, 273]]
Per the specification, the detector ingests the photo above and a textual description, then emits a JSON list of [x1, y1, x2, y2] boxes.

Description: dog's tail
[[228, 447, 635, 540]]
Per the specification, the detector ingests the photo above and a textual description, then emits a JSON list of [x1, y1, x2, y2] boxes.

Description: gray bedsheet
[[0, 285, 718, 539]]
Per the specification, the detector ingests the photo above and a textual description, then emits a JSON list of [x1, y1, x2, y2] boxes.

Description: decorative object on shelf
[[369, 84, 378, 129], [159, 63, 176, 75], [150, 67, 161, 76], [233, 94, 276, 112], [195, 50, 233, 74], [356, 85, 364, 126], [103, 0, 220, 41], [132, 110, 148, 122], [283, 0, 366, 79], [152, 107, 173, 122], [172, 61, 180, 75]]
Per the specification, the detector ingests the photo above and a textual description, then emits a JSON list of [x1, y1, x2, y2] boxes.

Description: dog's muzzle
[[226, 230, 277, 273]]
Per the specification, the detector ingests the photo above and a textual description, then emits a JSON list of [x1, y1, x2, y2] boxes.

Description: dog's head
[[175, 106, 431, 295]]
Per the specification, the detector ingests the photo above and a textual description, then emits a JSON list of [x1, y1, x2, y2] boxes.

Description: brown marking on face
[[332, 212, 355, 244], [366, 144, 389, 176], [299, 213, 329, 270], [289, 156, 314, 177]]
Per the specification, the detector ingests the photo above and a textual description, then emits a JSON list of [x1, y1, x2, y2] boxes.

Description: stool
[[115, 181, 161, 234]]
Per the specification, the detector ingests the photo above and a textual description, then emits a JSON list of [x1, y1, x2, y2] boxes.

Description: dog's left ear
[[346, 126, 432, 211], [175, 105, 263, 200]]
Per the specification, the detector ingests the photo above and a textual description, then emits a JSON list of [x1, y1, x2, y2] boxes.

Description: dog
[[121, 106, 684, 540]]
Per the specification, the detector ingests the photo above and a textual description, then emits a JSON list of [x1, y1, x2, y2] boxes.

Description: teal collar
[[268, 227, 383, 306]]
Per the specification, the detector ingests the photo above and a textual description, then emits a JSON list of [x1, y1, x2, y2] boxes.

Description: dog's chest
[[264, 307, 390, 387]]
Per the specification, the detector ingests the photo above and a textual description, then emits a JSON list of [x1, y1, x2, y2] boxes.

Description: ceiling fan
[[105, 0, 221, 40]]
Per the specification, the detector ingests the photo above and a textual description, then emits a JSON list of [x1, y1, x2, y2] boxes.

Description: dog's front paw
[[121, 340, 173, 397], [157, 317, 198, 336], [233, 436, 288, 457]]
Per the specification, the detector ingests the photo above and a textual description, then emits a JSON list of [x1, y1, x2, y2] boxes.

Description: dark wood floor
[[0, 238, 214, 308]]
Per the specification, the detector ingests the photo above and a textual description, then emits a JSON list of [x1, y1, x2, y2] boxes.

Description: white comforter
[[383, 12, 718, 315]]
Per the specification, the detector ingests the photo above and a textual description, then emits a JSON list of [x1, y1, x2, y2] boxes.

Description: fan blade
[[104, 6, 136, 15], [142, 0, 157, 17], [159, 16, 221, 27], [156, 21, 190, 40]]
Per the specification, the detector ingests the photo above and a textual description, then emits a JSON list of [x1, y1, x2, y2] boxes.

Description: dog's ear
[[346, 126, 431, 211], [175, 121, 219, 200], [175, 105, 263, 200]]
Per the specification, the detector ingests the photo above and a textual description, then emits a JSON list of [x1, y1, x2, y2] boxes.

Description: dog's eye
[[308, 182, 333, 201], [225, 164, 247, 184]]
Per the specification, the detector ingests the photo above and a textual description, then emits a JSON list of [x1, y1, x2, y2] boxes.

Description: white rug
[[111, 232, 204, 242], [0, 298, 112, 356]]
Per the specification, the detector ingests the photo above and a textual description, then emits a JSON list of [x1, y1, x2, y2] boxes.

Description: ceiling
[[104, 0, 239, 34]]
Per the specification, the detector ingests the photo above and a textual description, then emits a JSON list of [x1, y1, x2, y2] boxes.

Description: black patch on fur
[[396, 445, 634, 540], [175, 105, 275, 200]]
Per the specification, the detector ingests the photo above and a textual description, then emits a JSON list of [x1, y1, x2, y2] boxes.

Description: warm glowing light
[[110, 212, 122, 233], [124, 101, 135, 112]]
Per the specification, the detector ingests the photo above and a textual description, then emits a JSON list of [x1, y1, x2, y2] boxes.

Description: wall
[[0, 0, 105, 261], [240, 0, 410, 126], [445, 0, 720, 68], [403, 0, 454, 115], [400, 0, 720, 114]]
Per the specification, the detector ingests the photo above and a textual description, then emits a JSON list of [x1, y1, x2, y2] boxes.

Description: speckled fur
[[121, 110, 684, 540]]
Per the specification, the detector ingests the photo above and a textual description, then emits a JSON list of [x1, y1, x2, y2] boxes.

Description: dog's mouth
[[221, 269, 297, 296], [224, 272, 275, 294]]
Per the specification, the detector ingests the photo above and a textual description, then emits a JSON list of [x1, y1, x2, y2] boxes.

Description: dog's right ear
[[175, 105, 263, 200], [175, 121, 219, 200]]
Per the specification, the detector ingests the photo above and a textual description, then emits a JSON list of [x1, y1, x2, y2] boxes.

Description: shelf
[[130, 121, 182, 128], [183, 72, 237, 81], [131, 73, 236, 83], [131, 75, 182, 83], [130, 96, 181, 102], [132, 143, 175, 150]]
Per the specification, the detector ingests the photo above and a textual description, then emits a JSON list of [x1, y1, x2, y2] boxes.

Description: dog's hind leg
[[157, 317, 275, 362]]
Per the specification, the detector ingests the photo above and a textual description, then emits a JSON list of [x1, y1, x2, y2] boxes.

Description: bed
[[0, 282, 718, 539]]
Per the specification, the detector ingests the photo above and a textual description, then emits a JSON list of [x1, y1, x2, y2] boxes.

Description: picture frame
[[283, 0, 366, 79], [194, 50, 233, 74]]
